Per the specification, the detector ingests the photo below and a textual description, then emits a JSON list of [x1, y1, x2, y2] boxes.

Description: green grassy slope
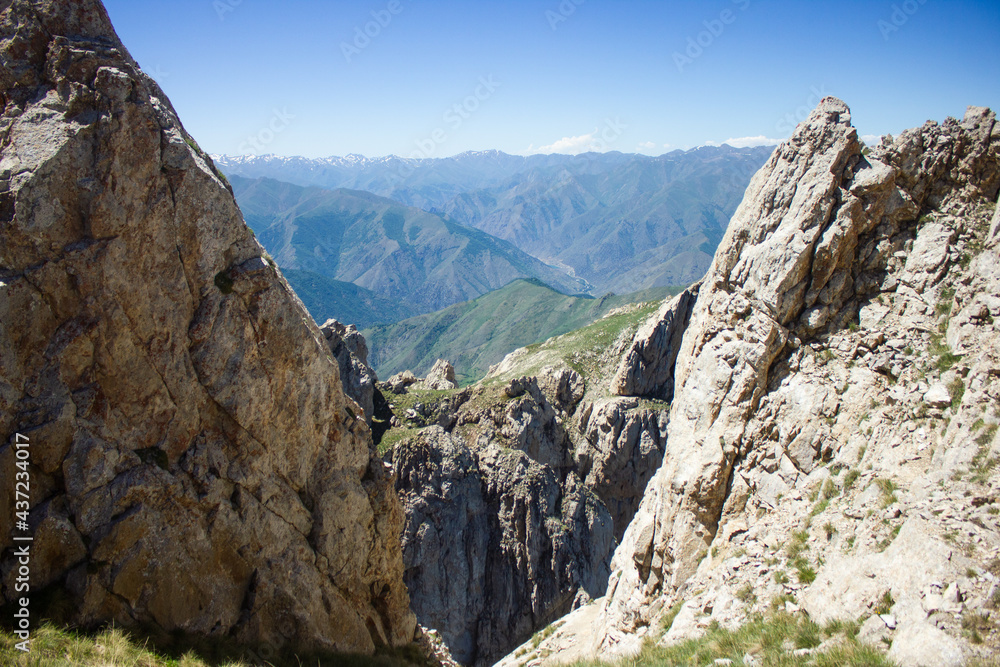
[[364, 279, 680, 385]]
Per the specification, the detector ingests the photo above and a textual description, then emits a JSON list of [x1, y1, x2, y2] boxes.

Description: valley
[[219, 146, 773, 300], [228, 175, 590, 315], [362, 278, 680, 385]]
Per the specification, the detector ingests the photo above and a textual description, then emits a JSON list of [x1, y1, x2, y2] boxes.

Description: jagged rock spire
[[595, 97, 999, 654]]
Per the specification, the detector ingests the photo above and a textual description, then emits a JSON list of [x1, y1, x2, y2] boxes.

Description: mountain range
[[220, 146, 772, 311], [437, 146, 772, 292], [229, 175, 590, 316]]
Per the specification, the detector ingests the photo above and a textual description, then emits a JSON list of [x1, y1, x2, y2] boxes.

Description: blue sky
[[103, 0, 1000, 158]]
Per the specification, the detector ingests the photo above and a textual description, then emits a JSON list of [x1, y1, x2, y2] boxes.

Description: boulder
[[422, 359, 458, 390], [385, 370, 419, 394], [923, 383, 953, 409], [887, 621, 964, 667], [538, 366, 587, 411]]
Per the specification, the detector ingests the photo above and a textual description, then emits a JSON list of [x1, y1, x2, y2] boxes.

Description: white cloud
[[637, 141, 657, 154], [526, 130, 603, 155], [860, 134, 881, 146], [703, 135, 784, 148]]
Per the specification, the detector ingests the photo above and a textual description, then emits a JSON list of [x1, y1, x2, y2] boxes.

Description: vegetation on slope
[[364, 279, 680, 385], [0, 623, 434, 667], [560, 612, 895, 667], [481, 296, 666, 391]]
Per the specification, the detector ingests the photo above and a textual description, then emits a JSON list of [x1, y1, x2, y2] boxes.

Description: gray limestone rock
[[322, 319, 377, 422], [0, 0, 414, 655], [576, 398, 668, 539], [611, 285, 700, 401], [596, 97, 1000, 657], [392, 427, 613, 666], [422, 359, 459, 390], [992, 191, 1000, 241], [923, 383, 952, 409], [901, 223, 957, 292], [385, 370, 419, 394], [538, 366, 586, 412]]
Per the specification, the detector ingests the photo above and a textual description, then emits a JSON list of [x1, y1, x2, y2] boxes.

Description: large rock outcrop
[[322, 318, 378, 422], [610, 286, 699, 401], [596, 98, 1000, 654], [393, 427, 613, 666], [575, 398, 668, 540], [421, 359, 459, 391], [382, 300, 687, 662], [0, 0, 414, 655]]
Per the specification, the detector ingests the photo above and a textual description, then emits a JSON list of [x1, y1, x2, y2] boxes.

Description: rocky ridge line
[[579, 99, 1000, 664]]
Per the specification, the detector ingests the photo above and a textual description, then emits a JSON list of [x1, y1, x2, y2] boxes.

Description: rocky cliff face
[[583, 99, 1000, 663], [393, 426, 612, 666], [383, 308, 676, 663], [0, 0, 414, 656], [610, 286, 699, 401], [322, 318, 378, 422], [385, 370, 616, 665]]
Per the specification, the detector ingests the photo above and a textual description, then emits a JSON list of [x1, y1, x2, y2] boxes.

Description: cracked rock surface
[[589, 98, 1000, 664], [0, 0, 414, 656]]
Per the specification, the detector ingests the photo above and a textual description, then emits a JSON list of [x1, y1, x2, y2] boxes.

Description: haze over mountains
[[219, 146, 772, 317], [437, 146, 773, 292]]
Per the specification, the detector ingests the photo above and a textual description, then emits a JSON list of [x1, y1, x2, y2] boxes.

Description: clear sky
[[102, 0, 1000, 158]]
